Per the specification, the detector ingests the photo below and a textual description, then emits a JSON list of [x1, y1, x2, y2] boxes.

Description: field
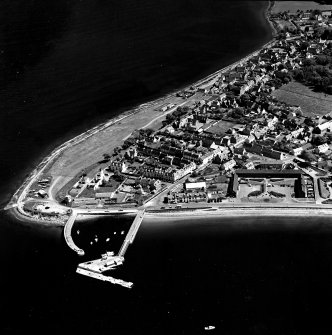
[[272, 81, 332, 117], [274, 19, 297, 31], [206, 120, 242, 135], [272, 1, 332, 14]]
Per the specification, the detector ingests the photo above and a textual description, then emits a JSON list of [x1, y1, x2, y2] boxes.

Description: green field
[[272, 1, 332, 14], [272, 81, 332, 117]]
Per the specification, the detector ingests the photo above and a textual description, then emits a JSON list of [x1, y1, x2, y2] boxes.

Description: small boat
[[94, 237, 98, 242], [121, 231, 124, 235], [76, 230, 80, 235], [90, 241, 93, 245], [204, 326, 215, 331], [106, 237, 110, 242], [114, 231, 117, 235]]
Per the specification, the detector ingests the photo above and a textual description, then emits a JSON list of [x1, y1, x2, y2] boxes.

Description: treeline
[[292, 43, 332, 94]]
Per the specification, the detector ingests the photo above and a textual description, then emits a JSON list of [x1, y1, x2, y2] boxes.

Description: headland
[[6, 0, 332, 225]]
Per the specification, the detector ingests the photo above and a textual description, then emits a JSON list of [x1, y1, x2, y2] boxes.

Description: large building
[[228, 169, 307, 198]]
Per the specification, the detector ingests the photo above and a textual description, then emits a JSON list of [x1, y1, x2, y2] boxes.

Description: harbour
[[67, 210, 145, 287]]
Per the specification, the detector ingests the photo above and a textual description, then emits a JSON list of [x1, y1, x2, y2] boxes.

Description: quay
[[63, 211, 85, 256]]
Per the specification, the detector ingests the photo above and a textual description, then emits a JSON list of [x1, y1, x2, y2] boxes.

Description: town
[[20, 6, 332, 221]]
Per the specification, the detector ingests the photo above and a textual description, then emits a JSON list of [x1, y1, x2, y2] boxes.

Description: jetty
[[76, 209, 145, 288], [63, 211, 84, 256]]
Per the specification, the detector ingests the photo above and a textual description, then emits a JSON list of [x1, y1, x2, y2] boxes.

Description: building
[[316, 143, 329, 154], [223, 159, 236, 171], [318, 120, 332, 132], [229, 169, 306, 198], [136, 177, 161, 191], [184, 182, 207, 191], [109, 160, 128, 173]]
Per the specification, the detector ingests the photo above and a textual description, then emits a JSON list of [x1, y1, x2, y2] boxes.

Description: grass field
[[206, 120, 242, 135], [274, 19, 297, 31], [272, 1, 332, 14], [272, 81, 332, 117]]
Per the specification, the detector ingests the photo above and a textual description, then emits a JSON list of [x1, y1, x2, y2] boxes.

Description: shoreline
[[10, 202, 332, 227], [7, 0, 279, 223]]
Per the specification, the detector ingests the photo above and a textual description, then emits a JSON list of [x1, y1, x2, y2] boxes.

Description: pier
[[76, 267, 133, 289], [118, 209, 145, 257], [63, 211, 85, 256]]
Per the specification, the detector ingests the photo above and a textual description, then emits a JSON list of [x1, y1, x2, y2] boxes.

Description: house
[[317, 143, 329, 154], [222, 159, 236, 171], [292, 146, 304, 156], [244, 161, 255, 170], [322, 10, 332, 17], [233, 147, 246, 158], [125, 147, 138, 159], [136, 177, 161, 191], [257, 162, 285, 170], [95, 192, 114, 200], [109, 160, 128, 173], [261, 147, 287, 160], [318, 120, 332, 132], [165, 125, 175, 134]]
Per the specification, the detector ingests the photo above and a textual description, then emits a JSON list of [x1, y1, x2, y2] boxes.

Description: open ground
[[272, 81, 332, 117]]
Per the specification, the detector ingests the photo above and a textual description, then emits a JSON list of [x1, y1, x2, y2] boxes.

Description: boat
[[204, 326, 215, 330]]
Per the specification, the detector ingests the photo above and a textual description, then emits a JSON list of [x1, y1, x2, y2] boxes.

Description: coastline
[[7, 0, 279, 223], [145, 207, 332, 220], [267, 1, 278, 37]]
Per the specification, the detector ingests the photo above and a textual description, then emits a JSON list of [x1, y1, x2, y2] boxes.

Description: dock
[[63, 211, 85, 256]]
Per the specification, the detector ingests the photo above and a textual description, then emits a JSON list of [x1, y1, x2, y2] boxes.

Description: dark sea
[[1, 0, 331, 334]]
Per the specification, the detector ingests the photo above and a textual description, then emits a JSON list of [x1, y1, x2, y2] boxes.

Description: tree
[[304, 117, 316, 127], [296, 109, 303, 117], [145, 128, 154, 136], [312, 134, 325, 145], [313, 127, 322, 135], [301, 150, 317, 162], [303, 58, 316, 67], [293, 69, 304, 81]]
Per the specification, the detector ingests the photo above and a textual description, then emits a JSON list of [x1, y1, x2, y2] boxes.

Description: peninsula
[[6, 1, 332, 226]]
